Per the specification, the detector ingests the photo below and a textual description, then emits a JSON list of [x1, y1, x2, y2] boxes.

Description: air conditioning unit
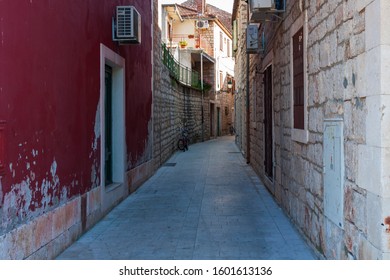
[[112, 6, 141, 44], [196, 20, 209, 29], [250, 0, 285, 22], [250, 0, 275, 11]]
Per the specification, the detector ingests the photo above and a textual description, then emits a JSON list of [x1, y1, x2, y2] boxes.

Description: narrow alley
[[57, 137, 316, 260]]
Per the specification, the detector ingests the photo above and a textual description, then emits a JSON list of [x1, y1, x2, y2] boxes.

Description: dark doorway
[[264, 65, 273, 180], [210, 103, 215, 137], [217, 107, 221, 136], [105, 65, 113, 185]]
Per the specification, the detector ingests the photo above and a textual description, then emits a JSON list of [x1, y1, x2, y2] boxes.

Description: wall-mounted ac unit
[[250, 0, 285, 22], [112, 6, 141, 44], [250, 0, 275, 11], [196, 20, 209, 29]]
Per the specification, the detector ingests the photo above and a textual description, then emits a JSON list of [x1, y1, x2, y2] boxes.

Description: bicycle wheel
[[184, 139, 189, 150], [178, 139, 186, 151]]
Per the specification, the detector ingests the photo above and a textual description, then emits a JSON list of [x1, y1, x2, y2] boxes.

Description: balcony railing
[[162, 42, 202, 90], [166, 34, 214, 58]]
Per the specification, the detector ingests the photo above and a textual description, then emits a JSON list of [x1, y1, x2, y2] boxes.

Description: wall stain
[[90, 101, 101, 189], [385, 216, 390, 233]]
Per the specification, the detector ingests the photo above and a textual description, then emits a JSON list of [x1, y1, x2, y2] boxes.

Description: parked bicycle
[[177, 126, 189, 151], [229, 125, 235, 135]]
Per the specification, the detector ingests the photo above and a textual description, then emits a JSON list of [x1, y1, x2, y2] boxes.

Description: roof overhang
[[190, 49, 215, 64], [163, 4, 184, 22]]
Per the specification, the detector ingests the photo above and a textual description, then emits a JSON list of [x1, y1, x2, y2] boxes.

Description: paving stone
[[56, 136, 316, 260]]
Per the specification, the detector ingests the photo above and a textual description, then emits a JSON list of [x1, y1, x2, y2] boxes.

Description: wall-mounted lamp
[[227, 80, 233, 89]]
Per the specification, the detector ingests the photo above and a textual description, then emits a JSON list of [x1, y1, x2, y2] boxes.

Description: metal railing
[[162, 43, 202, 90]]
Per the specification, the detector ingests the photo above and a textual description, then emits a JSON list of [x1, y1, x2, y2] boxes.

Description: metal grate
[[163, 162, 177, 167], [161, 43, 206, 90], [116, 6, 133, 38]]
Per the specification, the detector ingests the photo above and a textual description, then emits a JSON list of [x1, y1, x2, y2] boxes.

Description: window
[[227, 39, 231, 57], [220, 32, 223, 51], [292, 27, 304, 130], [219, 71, 224, 89], [290, 11, 308, 144], [168, 22, 172, 41]]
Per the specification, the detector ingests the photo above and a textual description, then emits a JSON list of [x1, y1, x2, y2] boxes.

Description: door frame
[[100, 44, 126, 211]]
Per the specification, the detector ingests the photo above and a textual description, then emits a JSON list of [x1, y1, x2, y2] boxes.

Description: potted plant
[[179, 40, 188, 48]]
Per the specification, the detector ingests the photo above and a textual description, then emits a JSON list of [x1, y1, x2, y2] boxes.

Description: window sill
[[291, 128, 309, 144], [105, 182, 122, 193]]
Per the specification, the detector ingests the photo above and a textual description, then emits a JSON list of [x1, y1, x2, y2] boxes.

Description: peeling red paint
[[0, 0, 153, 234]]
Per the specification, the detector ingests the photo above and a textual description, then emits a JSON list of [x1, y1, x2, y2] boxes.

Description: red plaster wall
[[0, 0, 152, 227]]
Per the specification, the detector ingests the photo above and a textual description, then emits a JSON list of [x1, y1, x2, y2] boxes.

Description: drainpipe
[[201, 51, 204, 142], [246, 0, 250, 164]]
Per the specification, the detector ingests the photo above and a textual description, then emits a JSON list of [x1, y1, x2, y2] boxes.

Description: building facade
[[161, 0, 235, 138], [233, 0, 390, 259], [0, 0, 154, 259]]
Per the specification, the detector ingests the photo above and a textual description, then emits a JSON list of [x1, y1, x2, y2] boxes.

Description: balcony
[[163, 34, 214, 58], [162, 43, 203, 90]]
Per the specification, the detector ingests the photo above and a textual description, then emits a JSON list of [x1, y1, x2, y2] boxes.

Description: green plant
[[179, 40, 188, 46]]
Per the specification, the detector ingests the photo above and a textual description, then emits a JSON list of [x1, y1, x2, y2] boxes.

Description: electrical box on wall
[[0, 121, 5, 176], [323, 119, 344, 228], [246, 24, 259, 54]]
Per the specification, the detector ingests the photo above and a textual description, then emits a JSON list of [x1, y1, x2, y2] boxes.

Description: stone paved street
[[56, 136, 317, 260]]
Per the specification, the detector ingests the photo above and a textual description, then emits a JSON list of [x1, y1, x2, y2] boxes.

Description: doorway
[[105, 65, 113, 186], [217, 107, 221, 136], [100, 44, 125, 189], [264, 65, 273, 180], [210, 103, 215, 137]]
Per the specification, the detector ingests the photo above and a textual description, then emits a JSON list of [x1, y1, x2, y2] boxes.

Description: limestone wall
[[153, 5, 210, 169], [234, 0, 390, 259]]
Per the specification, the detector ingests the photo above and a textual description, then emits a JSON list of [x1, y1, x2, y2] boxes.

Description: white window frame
[[290, 11, 309, 144]]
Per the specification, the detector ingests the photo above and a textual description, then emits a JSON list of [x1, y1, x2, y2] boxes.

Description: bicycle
[[177, 126, 189, 151], [229, 125, 235, 135]]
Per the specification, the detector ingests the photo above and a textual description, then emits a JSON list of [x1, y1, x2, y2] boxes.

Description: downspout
[[246, 0, 250, 164], [201, 51, 204, 142]]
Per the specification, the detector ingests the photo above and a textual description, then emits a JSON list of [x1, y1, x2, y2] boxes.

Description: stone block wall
[[153, 72, 210, 168], [153, 1, 210, 168], [234, 0, 390, 259], [199, 21, 215, 58], [233, 0, 249, 155], [219, 92, 235, 135]]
